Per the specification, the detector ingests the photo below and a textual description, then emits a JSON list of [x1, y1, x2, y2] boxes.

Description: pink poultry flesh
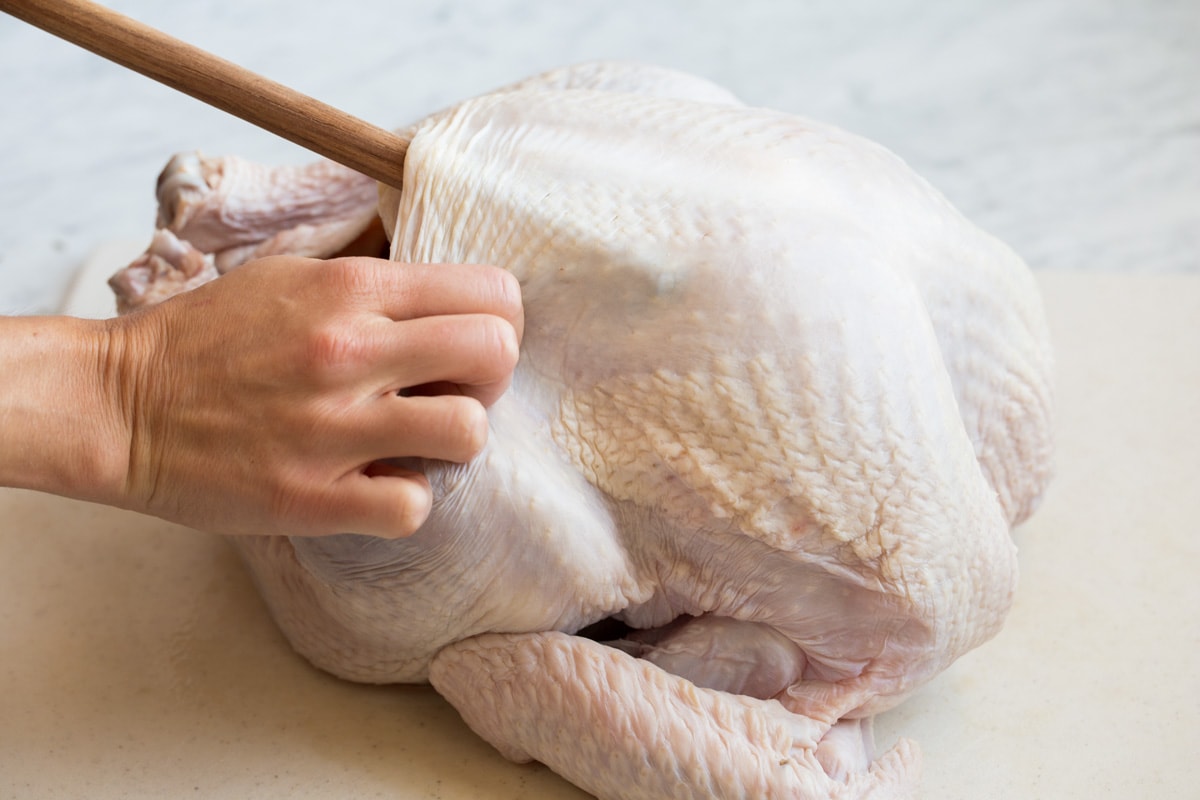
[[110, 62, 1055, 800]]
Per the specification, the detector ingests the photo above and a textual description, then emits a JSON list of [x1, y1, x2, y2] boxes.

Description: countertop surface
[[1, 1, 1198, 798], [1, 0, 1198, 314]]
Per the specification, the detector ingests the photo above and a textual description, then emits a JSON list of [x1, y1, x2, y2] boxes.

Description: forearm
[[0, 314, 128, 504]]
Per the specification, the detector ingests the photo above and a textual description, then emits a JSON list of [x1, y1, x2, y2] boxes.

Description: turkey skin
[[111, 62, 1054, 799]]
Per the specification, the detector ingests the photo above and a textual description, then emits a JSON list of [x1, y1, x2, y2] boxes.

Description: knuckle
[[325, 257, 383, 301], [303, 322, 366, 375]]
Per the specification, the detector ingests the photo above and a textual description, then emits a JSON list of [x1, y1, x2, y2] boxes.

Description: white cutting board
[[2, 246, 1197, 798]]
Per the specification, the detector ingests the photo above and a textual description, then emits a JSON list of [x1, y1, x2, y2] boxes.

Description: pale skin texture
[[103, 61, 1054, 798], [91, 64, 1051, 800], [0, 255, 523, 538]]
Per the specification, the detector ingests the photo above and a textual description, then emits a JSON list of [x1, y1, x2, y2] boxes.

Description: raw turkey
[[111, 61, 1054, 799]]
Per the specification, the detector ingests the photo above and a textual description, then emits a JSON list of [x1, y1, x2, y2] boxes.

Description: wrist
[[0, 314, 132, 506]]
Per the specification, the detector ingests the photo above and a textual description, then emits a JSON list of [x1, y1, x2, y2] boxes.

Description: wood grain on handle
[[1, 0, 409, 188]]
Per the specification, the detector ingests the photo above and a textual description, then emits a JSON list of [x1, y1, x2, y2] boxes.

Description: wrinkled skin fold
[[112, 61, 1054, 799]]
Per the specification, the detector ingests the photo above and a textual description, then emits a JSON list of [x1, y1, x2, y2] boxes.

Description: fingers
[[311, 394, 489, 538], [328, 258, 525, 343], [370, 312, 520, 407], [297, 393, 488, 539], [352, 393, 490, 465], [308, 258, 523, 407], [337, 464, 434, 539], [277, 460, 436, 540]]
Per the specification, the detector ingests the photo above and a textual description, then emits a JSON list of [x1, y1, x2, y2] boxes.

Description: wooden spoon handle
[[1, 0, 409, 188]]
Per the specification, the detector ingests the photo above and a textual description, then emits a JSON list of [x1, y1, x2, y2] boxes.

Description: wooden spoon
[[0, 0, 409, 188]]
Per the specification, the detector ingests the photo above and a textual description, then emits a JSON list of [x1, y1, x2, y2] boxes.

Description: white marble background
[[0, 0, 1196, 314]]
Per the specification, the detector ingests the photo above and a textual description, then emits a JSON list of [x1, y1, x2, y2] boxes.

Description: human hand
[[99, 256, 522, 538]]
